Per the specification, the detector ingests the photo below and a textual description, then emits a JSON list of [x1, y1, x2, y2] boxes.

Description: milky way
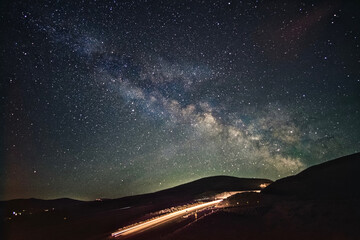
[[1, 0, 359, 200]]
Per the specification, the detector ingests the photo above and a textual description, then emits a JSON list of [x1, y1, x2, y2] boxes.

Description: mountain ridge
[[262, 152, 360, 199]]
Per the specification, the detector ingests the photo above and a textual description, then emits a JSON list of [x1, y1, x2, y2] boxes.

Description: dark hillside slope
[[99, 176, 272, 210], [262, 152, 360, 199], [2, 176, 272, 240], [155, 175, 272, 195], [1, 176, 272, 217], [0, 198, 82, 210]]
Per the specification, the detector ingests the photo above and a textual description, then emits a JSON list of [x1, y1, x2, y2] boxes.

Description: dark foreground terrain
[[2, 153, 360, 240], [1, 176, 271, 240], [160, 152, 360, 240], [163, 192, 360, 240]]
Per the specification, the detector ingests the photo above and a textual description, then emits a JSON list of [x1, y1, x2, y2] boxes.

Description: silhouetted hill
[[155, 175, 272, 195], [2, 176, 272, 240], [262, 152, 360, 199], [0, 198, 82, 210], [1, 176, 272, 217], [91, 176, 272, 211], [164, 154, 360, 240]]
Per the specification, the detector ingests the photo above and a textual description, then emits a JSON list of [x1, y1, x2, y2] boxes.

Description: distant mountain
[[1, 176, 272, 217], [2, 176, 272, 240], [98, 176, 272, 210], [262, 152, 360, 199], [0, 197, 82, 209], [156, 175, 272, 196]]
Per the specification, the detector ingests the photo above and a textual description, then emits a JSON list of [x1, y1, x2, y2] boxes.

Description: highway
[[111, 199, 222, 238], [111, 190, 260, 238]]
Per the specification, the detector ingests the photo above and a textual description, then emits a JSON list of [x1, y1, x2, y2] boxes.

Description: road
[[111, 190, 260, 238], [111, 199, 222, 238]]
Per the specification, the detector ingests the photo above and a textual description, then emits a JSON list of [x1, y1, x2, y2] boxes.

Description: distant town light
[[260, 183, 270, 188]]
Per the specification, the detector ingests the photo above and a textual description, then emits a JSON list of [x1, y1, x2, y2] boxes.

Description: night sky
[[1, 0, 359, 201]]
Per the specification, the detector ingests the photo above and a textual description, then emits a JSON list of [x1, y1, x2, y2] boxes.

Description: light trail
[[111, 199, 222, 237], [111, 190, 261, 238]]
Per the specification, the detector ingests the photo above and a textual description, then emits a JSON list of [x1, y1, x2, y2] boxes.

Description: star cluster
[[1, 0, 359, 200]]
